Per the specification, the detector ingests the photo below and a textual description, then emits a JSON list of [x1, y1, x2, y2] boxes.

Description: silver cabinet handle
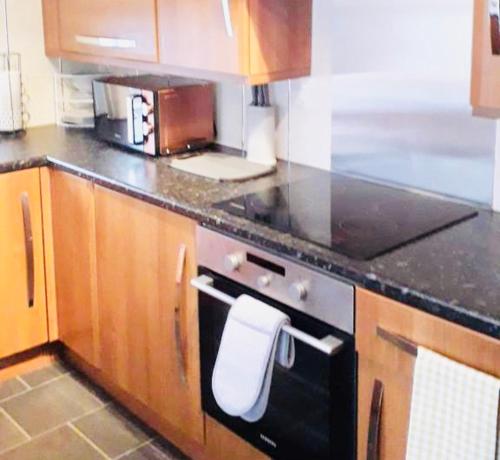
[[221, 0, 234, 38], [20, 192, 34, 308], [191, 275, 344, 356], [75, 35, 137, 49], [175, 244, 188, 385]]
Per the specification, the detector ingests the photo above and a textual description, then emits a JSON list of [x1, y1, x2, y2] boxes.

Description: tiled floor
[[0, 361, 188, 460]]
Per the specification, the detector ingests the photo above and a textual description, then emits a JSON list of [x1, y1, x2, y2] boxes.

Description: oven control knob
[[143, 122, 154, 137], [289, 281, 308, 302], [224, 252, 244, 272], [142, 103, 154, 117], [257, 274, 272, 289]]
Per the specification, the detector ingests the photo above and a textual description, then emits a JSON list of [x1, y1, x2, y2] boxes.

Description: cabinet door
[[58, 0, 158, 62], [471, 0, 500, 112], [51, 171, 100, 368], [158, 0, 249, 76], [356, 288, 500, 460], [157, 0, 312, 83], [94, 186, 204, 444], [0, 169, 47, 358]]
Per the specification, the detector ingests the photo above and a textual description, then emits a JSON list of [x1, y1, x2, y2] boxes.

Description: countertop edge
[[45, 157, 500, 340]]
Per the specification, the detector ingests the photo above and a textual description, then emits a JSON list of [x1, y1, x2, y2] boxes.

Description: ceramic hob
[[215, 174, 478, 260]]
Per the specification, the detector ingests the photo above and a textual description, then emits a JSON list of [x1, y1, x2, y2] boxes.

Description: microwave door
[[126, 95, 144, 145]]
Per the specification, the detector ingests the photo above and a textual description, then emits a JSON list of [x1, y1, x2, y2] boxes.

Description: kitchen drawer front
[[58, 0, 158, 62], [356, 288, 500, 377]]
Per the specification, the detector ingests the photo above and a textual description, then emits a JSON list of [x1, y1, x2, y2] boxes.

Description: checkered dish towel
[[406, 347, 500, 460]]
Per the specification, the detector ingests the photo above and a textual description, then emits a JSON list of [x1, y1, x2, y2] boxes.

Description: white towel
[[406, 347, 500, 460], [212, 294, 295, 423]]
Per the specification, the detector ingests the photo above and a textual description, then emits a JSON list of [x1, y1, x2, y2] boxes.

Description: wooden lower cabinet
[[94, 185, 204, 444], [0, 169, 48, 359], [204, 417, 269, 460], [356, 288, 500, 460], [51, 170, 100, 368]]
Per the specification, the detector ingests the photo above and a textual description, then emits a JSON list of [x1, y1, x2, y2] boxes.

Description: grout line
[[15, 376, 30, 391], [68, 422, 112, 460], [0, 388, 31, 405], [0, 407, 31, 441], [18, 371, 68, 391], [0, 402, 111, 458], [68, 401, 111, 424], [114, 438, 155, 460]]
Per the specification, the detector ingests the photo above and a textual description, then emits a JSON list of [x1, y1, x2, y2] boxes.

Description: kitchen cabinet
[[56, 0, 157, 62], [94, 186, 204, 444], [51, 170, 100, 368], [205, 416, 269, 460], [471, 0, 500, 113], [157, 0, 312, 84], [0, 169, 48, 359], [356, 288, 500, 460], [42, 0, 312, 84]]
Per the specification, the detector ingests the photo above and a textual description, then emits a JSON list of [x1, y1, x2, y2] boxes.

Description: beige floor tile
[[73, 405, 152, 458], [0, 410, 29, 453], [0, 378, 27, 401], [0, 425, 104, 460], [1, 374, 102, 436], [19, 361, 68, 388]]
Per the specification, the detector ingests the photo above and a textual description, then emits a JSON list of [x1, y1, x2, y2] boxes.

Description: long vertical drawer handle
[[174, 244, 187, 385], [20, 192, 34, 308], [221, 0, 234, 38], [490, 0, 500, 54], [367, 379, 384, 460]]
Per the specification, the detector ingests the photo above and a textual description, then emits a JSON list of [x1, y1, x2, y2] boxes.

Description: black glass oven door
[[198, 268, 356, 460]]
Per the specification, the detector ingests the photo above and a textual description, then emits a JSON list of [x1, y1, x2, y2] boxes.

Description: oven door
[[197, 268, 356, 460]]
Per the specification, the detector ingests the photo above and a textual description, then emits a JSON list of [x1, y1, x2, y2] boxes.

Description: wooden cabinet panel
[[94, 186, 204, 444], [58, 0, 158, 62], [356, 288, 500, 460], [157, 0, 311, 83], [42, 0, 60, 56], [204, 416, 269, 460], [0, 169, 47, 359], [51, 170, 100, 368], [471, 0, 500, 113], [247, 0, 312, 84], [158, 0, 248, 76]]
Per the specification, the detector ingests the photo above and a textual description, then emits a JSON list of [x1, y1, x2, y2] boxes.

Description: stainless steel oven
[[192, 227, 356, 460]]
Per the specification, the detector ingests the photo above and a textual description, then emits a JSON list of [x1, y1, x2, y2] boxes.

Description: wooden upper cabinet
[[94, 186, 204, 444], [356, 288, 500, 460], [0, 169, 48, 359], [471, 0, 500, 113], [57, 0, 158, 62], [157, 0, 312, 83], [50, 171, 100, 368]]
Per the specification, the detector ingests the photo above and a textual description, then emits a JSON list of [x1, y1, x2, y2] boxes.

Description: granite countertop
[[1, 126, 499, 339]]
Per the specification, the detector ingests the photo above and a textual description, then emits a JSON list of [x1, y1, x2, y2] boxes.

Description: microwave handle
[[126, 95, 145, 145], [221, 0, 234, 38], [191, 275, 344, 356]]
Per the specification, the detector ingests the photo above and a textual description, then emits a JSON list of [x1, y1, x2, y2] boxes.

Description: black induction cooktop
[[215, 174, 478, 260]]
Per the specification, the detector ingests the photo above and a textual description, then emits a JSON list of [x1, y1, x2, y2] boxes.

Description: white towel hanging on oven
[[406, 347, 500, 460], [211, 294, 295, 423]]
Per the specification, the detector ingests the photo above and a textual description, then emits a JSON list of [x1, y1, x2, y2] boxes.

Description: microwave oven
[[92, 75, 215, 156]]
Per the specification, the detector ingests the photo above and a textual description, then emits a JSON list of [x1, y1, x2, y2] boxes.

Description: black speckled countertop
[[1, 126, 499, 339]]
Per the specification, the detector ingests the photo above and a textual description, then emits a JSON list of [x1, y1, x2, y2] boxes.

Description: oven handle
[[191, 275, 344, 356]]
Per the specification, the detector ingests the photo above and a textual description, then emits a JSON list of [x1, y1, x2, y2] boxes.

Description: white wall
[[0, 0, 57, 127], [215, 0, 336, 171]]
